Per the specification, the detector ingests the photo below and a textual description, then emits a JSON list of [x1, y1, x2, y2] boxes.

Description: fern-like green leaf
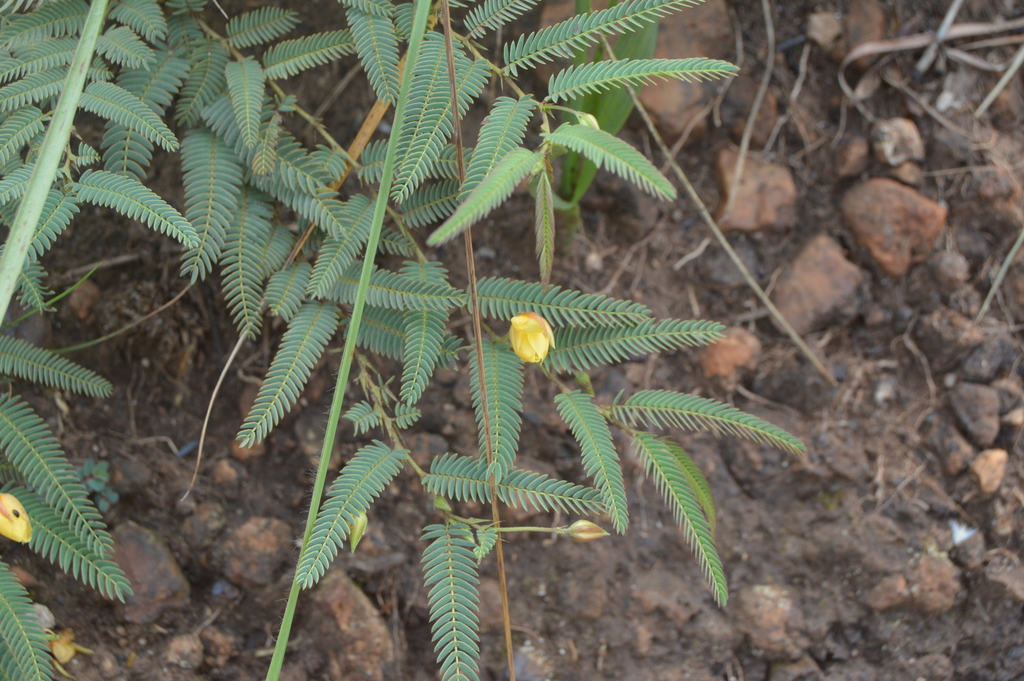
[[610, 389, 805, 455], [425, 453, 605, 515], [263, 30, 355, 80], [0, 68, 67, 112], [398, 179, 460, 228], [395, 402, 421, 428], [0, 336, 111, 397], [355, 306, 406, 359], [555, 391, 627, 533], [265, 262, 312, 322], [546, 318, 724, 372], [250, 112, 282, 176], [0, 163, 40, 205], [343, 401, 381, 435], [13, 258, 50, 313], [109, 0, 168, 43], [347, 8, 400, 105], [116, 48, 191, 112], [227, 7, 300, 48], [469, 339, 523, 480], [0, 106, 45, 167], [72, 169, 198, 247], [99, 123, 152, 180], [547, 57, 736, 103], [427, 147, 542, 246], [175, 40, 229, 126], [476, 276, 650, 327], [421, 522, 480, 681], [28, 188, 80, 259], [465, 0, 543, 37], [461, 96, 535, 196], [2, 38, 77, 83], [80, 81, 178, 151], [401, 309, 447, 405], [392, 34, 489, 202], [298, 442, 406, 587], [670, 440, 716, 533], [225, 57, 265, 148], [340, 0, 395, 18], [0, 0, 88, 48], [96, 25, 155, 69], [502, 0, 701, 76], [238, 302, 341, 446], [0, 394, 112, 554], [0, 559, 51, 681], [379, 226, 416, 256], [534, 168, 555, 288], [180, 129, 244, 281], [220, 187, 273, 339], [13, 488, 131, 601], [331, 261, 467, 311], [544, 123, 674, 199], [631, 432, 726, 605], [307, 195, 373, 299]]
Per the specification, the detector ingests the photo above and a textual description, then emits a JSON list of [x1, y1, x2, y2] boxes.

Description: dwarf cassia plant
[[0, 0, 796, 679]]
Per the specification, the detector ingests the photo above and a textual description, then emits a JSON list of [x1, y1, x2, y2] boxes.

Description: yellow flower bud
[[0, 493, 31, 543], [568, 520, 609, 543], [49, 629, 78, 665], [348, 512, 368, 552], [509, 312, 555, 364]]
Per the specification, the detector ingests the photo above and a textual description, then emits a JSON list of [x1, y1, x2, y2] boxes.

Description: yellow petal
[[0, 493, 31, 543]]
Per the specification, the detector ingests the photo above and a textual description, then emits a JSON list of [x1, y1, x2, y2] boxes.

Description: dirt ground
[[5, 0, 1024, 679]]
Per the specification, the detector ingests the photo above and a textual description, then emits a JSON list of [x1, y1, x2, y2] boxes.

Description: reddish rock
[[309, 570, 397, 681], [218, 517, 293, 586], [113, 521, 191, 624], [914, 309, 984, 372], [841, 178, 946, 276], [770, 655, 824, 681], [715, 148, 797, 232], [864, 574, 908, 611], [631, 569, 701, 626], [180, 501, 226, 550], [910, 555, 961, 614], [68, 280, 102, 321], [736, 585, 807, 661], [928, 251, 970, 288], [834, 137, 870, 178], [237, 382, 260, 420], [701, 327, 761, 385], [923, 418, 974, 475], [721, 73, 778, 148], [971, 448, 1008, 494], [165, 634, 204, 670], [950, 383, 1001, 447], [807, 12, 843, 50], [871, 118, 924, 166], [637, 0, 733, 142], [200, 626, 239, 667], [889, 161, 923, 186], [406, 432, 449, 469], [985, 565, 1024, 603], [772, 235, 864, 335], [212, 459, 241, 487], [845, 0, 886, 69]]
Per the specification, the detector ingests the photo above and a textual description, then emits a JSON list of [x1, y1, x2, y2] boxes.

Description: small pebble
[[971, 448, 1008, 494]]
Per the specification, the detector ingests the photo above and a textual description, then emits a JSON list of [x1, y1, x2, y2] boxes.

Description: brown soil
[[6, 0, 1024, 680]]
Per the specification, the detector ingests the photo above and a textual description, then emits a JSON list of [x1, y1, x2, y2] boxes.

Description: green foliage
[[424, 453, 605, 515], [298, 442, 406, 587], [76, 459, 118, 513], [0, 558, 50, 681], [237, 302, 341, 446], [545, 123, 675, 200], [610, 389, 806, 455], [631, 432, 726, 604], [547, 57, 737, 103], [469, 339, 523, 480], [555, 391, 628, 533], [502, 0, 701, 75], [0, 0, 799, 677], [421, 523, 480, 681], [0, 336, 112, 397]]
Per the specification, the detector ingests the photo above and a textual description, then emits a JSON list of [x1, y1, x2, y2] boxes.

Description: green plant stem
[[263, 0, 435, 677], [0, 0, 109, 327]]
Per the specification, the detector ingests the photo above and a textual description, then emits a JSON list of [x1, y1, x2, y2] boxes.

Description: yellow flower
[[0, 493, 30, 543], [509, 313, 555, 363]]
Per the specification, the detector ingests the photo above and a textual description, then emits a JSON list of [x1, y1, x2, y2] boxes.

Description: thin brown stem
[[442, 2, 516, 676]]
